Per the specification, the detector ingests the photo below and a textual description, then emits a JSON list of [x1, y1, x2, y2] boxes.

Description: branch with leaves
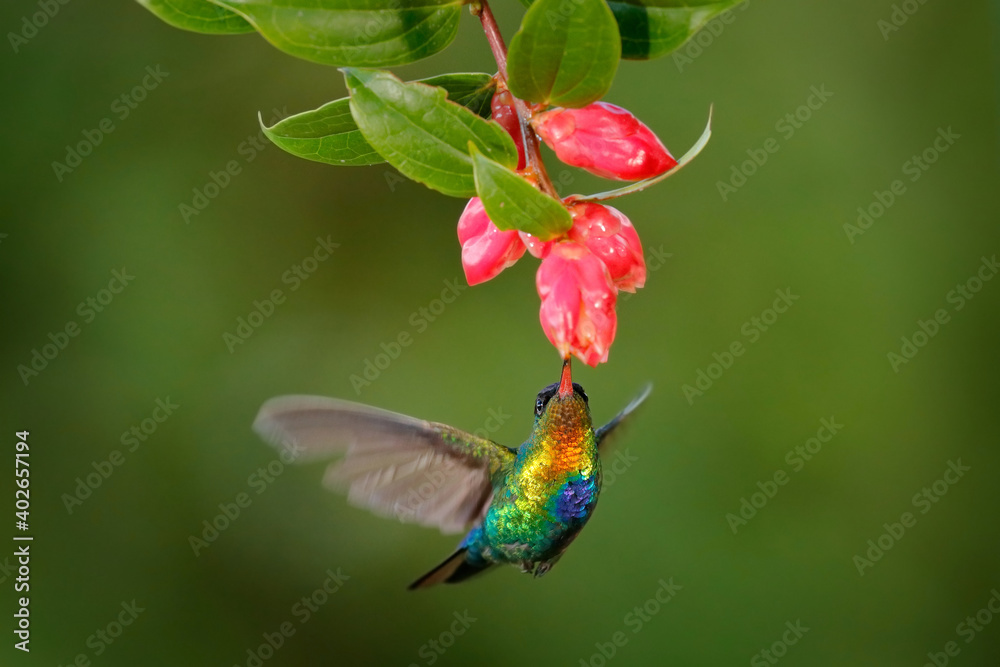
[[137, 0, 739, 366]]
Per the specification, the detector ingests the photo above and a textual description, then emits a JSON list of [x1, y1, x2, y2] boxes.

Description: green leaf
[[136, 0, 254, 33], [207, 0, 462, 67], [262, 74, 497, 167], [344, 69, 517, 198], [608, 0, 744, 60], [507, 0, 621, 108], [262, 101, 382, 167], [422, 74, 497, 119], [469, 144, 572, 240]]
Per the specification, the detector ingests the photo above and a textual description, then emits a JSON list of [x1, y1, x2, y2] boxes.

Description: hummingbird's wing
[[253, 395, 516, 535], [595, 383, 652, 450]]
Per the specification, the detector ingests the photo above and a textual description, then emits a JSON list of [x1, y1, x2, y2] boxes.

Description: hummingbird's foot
[[534, 560, 560, 578]]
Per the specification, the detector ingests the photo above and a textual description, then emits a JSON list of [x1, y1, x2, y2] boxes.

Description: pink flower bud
[[457, 197, 526, 286], [491, 90, 526, 170], [532, 102, 677, 181], [518, 231, 553, 259], [567, 203, 646, 292], [536, 242, 618, 367]]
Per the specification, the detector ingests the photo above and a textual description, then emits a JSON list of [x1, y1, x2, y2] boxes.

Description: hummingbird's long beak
[[558, 357, 573, 398]]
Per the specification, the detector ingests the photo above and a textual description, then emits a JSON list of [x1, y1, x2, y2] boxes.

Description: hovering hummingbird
[[253, 359, 650, 589]]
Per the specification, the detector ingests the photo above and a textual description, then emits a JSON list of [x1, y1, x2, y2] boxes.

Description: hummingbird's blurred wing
[[253, 395, 516, 535], [595, 383, 652, 450]]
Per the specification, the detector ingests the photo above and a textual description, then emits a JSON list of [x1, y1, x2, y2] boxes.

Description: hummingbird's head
[[533, 358, 592, 434]]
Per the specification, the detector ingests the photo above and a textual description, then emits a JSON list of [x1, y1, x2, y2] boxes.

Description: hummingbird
[[253, 359, 650, 589]]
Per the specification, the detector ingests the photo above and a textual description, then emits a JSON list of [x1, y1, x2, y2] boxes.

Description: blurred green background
[[2, 1, 999, 665]]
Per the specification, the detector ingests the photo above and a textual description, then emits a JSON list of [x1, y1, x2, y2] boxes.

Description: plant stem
[[473, 0, 559, 199], [514, 99, 559, 198], [474, 0, 508, 79]]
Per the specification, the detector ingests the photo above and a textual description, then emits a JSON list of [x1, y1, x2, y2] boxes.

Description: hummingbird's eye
[[535, 397, 544, 415]]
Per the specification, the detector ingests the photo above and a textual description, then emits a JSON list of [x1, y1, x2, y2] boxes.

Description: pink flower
[[532, 102, 677, 181], [536, 242, 617, 367], [567, 202, 646, 292], [491, 90, 526, 170], [457, 197, 526, 286], [518, 231, 553, 259]]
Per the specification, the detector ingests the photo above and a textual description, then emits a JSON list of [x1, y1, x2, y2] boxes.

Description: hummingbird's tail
[[408, 548, 491, 590]]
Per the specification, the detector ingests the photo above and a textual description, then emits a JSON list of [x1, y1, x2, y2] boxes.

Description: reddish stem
[[475, 0, 508, 79], [473, 0, 559, 198]]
